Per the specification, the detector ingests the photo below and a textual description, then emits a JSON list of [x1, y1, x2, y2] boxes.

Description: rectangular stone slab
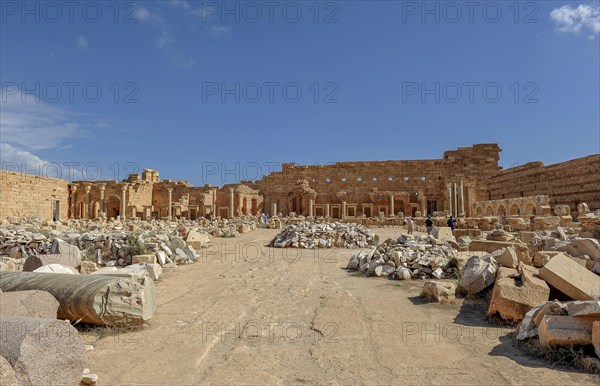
[[538, 253, 600, 300]]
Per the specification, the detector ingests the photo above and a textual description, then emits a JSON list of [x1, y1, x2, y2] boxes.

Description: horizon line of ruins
[[1, 143, 599, 222]]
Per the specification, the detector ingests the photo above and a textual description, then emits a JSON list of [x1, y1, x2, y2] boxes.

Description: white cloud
[[1, 91, 82, 151], [550, 4, 600, 38], [0, 143, 50, 169], [0, 88, 87, 174], [210, 25, 232, 37], [169, 0, 191, 10], [134, 6, 162, 24], [77, 35, 88, 49], [157, 31, 173, 47]]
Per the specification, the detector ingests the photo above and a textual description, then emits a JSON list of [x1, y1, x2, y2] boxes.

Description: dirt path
[[84, 229, 598, 385]]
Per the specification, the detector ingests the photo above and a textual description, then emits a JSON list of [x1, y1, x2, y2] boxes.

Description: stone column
[[447, 184, 452, 215], [342, 200, 347, 219], [167, 188, 173, 220], [211, 189, 217, 219], [120, 185, 128, 220], [271, 201, 277, 217], [418, 190, 427, 216], [70, 185, 77, 219], [466, 184, 473, 217], [229, 188, 235, 218], [85, 185, 92, 219], [389, 194, 394, 216], [99, 184, 106, 216], [308, 198, 314, 217], [325, 203, 330, 218], [459, 180, 465, 216], [452, 182, 458, 217]]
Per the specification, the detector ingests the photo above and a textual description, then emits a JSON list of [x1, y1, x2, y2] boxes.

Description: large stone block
[[538, 315, 594, 346], [557, 238, 600, 260], [22, 253, 81, 272], [0, 290, 59, 319], [460, 255, 498, 295], [422, 281, 456, 304], [132, 254, 156, 264], [566, 301, 600, 317], [533, 251, 562, 268], [0, 315, 85, 385], [491, 247, 518, 269], [487, 267, 550, 322], [432, 227, 453, 240], [185, 230, 211, 249], [50, 239, 81, 261], [538, 253, 600, 300]]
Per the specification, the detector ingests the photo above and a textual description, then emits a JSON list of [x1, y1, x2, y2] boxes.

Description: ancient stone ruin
[[1, 143, 599, 383]]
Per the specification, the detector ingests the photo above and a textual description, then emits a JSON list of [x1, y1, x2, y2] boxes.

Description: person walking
[[447, 216, 457, 230], [425, 216, 433, 235]]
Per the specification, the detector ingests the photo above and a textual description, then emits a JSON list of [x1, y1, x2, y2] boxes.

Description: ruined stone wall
[[153, 181, 210, 219], [487, 154, 600, 211], [0, 171, 69, 221], [258, 144, 502, 217]]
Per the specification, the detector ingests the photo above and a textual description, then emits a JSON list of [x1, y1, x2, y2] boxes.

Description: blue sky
[[1, 0, 599, 185]]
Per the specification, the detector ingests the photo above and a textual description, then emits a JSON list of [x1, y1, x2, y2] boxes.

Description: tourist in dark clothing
[[425, 216, 433, 235]]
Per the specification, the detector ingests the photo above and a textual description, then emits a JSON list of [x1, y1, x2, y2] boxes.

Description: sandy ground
[[83, 228, 598, 385]]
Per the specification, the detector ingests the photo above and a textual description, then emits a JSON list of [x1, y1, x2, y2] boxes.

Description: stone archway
[[485, 206, 494, 216], [476, 207, 484, 216], [509, 203, 520, 216], [497, 205, 506, 216], [524, 203, 536, 215], [107, 195, 121, 219]]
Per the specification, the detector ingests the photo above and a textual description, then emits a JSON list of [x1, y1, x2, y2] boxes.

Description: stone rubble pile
[[0, 224, 214, 277], [345, 234, 459, 279], [270, 222, 377, 249], [516, 299, 600, 359]]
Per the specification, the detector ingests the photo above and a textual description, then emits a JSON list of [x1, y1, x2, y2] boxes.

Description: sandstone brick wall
[[487, 154, 600, 211], [258, 144, 502, 216], [0, 171, 69, 220]]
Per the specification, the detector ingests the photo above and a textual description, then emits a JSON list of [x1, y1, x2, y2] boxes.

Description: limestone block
[[422, 281, 456, 304], [132, 254, 156, 264], [532, 300, 567, 326], [0, 290, 59, 318], [491, 247, 518, 269], [459, 255, 498, 295], [520, 231, 537, 244], [23, 253, 81, 272], [488, 267, 549, 322], [533, 251, 562, 268], [432, 227, 453, 240], [566, 301, 600, 317], [0, 315, 85, 385], [538, 315, 594, 346], [185, 230, 211, 249], [557, 238, 600, 260], [50, 239, 81, 261], [538, 253, 600, 300]]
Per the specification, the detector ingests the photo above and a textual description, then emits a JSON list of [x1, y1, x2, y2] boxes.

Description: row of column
[[448, 180, 465, 217], [70, 184, 109, 219]]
